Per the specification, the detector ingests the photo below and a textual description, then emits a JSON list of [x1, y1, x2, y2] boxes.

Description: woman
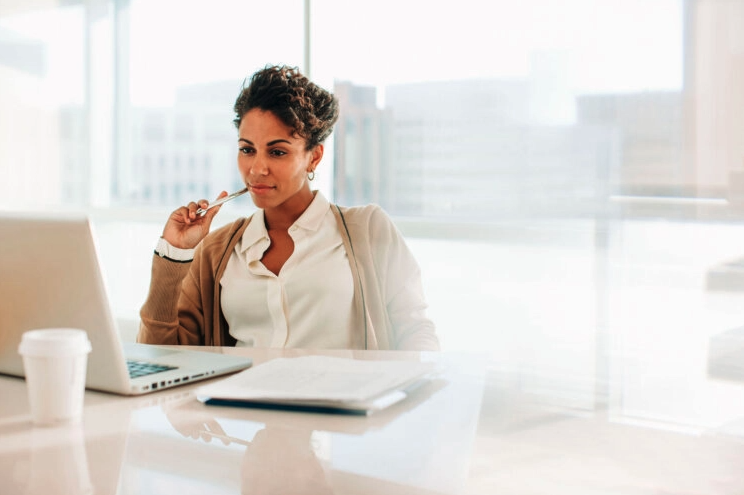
[[138, 65, 439, 351]]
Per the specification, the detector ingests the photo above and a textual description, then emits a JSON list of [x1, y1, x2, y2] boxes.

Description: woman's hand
[[161, 191, 228, 249]]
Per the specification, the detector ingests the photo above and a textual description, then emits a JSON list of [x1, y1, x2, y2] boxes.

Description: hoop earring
[[308, 170, 315, 181]]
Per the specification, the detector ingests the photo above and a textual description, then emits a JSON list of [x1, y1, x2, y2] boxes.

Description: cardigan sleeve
[[367, 207, 440, 351], [137, 220, 246, 346], [137, 253, 206, 345]]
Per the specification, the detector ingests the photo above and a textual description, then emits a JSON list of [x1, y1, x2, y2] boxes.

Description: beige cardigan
[[138, 204, 439, 351]]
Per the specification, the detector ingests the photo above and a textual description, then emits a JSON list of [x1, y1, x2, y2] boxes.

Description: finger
[[169, 206, 191, 225], [203, 203, 221, 221], [202, 191, 229, 221], [205, 419, 229, 445], [197, 194, 224, 216], [185, 200, 209, 223], [182, 202, 196, 224]]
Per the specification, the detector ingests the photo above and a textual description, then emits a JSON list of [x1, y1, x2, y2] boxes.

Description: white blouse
[[220, 192, 355, 348]]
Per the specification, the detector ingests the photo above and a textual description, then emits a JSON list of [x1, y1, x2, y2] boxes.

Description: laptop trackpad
[[123, 343, 179, 360]]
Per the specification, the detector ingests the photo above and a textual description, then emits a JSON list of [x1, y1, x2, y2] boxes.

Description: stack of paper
[[196, 355, 437, 415]]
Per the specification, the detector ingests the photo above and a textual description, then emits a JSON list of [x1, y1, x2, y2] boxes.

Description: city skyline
[[93, 73, 687, 223]]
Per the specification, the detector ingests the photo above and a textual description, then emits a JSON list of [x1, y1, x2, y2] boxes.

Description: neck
[[263, 189, 315, 231]]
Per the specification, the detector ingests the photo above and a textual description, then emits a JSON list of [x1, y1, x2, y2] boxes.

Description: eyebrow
[[238, 138, 293, 146]]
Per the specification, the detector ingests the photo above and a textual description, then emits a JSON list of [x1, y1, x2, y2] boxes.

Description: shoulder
[[335, 203, 391, 226], [334, 203, 400, 242]]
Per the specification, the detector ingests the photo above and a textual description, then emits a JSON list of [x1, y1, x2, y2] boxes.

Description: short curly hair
[[233, 65, 339, 150]]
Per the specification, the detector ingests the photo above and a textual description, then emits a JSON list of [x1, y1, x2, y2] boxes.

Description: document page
[[196, 355, 436, 404]]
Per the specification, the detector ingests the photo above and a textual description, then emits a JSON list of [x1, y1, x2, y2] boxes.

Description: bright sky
[[311, 0, 683, 92], [128, 0, 683, 105], [0, 0, 683, 106]]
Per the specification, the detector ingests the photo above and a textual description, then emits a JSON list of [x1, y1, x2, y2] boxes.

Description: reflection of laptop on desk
[[0, 213, 252, 395]]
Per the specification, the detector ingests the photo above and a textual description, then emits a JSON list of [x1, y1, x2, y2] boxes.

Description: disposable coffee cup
[[18, 328, 92, 426]]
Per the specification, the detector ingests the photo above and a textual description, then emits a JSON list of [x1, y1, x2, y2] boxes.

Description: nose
[[243, 154, 268, 178]]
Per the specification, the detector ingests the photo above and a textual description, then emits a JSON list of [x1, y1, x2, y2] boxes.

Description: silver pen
[[196, 187, 249, 216]]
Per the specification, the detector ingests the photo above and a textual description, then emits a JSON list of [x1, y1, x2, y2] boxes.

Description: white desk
[[1, 348, 744, 494]]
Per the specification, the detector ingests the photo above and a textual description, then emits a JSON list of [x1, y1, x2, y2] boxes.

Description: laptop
[[0, 212, 252, 395]]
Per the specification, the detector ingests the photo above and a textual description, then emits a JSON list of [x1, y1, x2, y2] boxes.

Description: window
[[119, 0, 305, 208], [2, 1, 744, 424], [310, 0, 744, 421]]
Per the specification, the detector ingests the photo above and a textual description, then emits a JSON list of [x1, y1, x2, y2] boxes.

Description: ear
[[308, 144, 324, 171]]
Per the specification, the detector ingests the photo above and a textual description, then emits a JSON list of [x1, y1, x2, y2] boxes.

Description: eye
[[270, 149, 287, 157], [239, 146, 255, 155]]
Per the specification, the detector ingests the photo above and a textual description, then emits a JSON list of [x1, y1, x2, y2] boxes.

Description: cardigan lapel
[[332, 205, 379, 350]]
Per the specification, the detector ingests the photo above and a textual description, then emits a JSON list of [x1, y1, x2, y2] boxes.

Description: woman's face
[[237, 109, 323, 213]]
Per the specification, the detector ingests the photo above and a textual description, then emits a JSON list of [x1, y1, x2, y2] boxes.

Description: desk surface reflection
[[2, 348, 744, 494]]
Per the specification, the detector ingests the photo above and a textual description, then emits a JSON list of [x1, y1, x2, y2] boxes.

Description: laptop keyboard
[[127, 360, 177, 379]]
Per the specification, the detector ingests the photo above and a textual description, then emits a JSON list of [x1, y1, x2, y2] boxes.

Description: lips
[[248, 183, 275, 194]]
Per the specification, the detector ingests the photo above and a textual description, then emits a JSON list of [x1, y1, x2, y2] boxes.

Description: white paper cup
[[18, 328, 92, 426]]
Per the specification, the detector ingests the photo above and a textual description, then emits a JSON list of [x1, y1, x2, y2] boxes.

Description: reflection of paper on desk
[[196, 356, 437, 415]]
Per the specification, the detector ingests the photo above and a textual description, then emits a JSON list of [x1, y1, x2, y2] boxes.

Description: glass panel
[[3, 0, 744, 434], [0, 3, 88, 209], [103, 0, 304, 320], [312, 0, 744, 423], [116, 0, 304, 210], [0, 0, 304, 322], [313, 0, 686, 220]]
